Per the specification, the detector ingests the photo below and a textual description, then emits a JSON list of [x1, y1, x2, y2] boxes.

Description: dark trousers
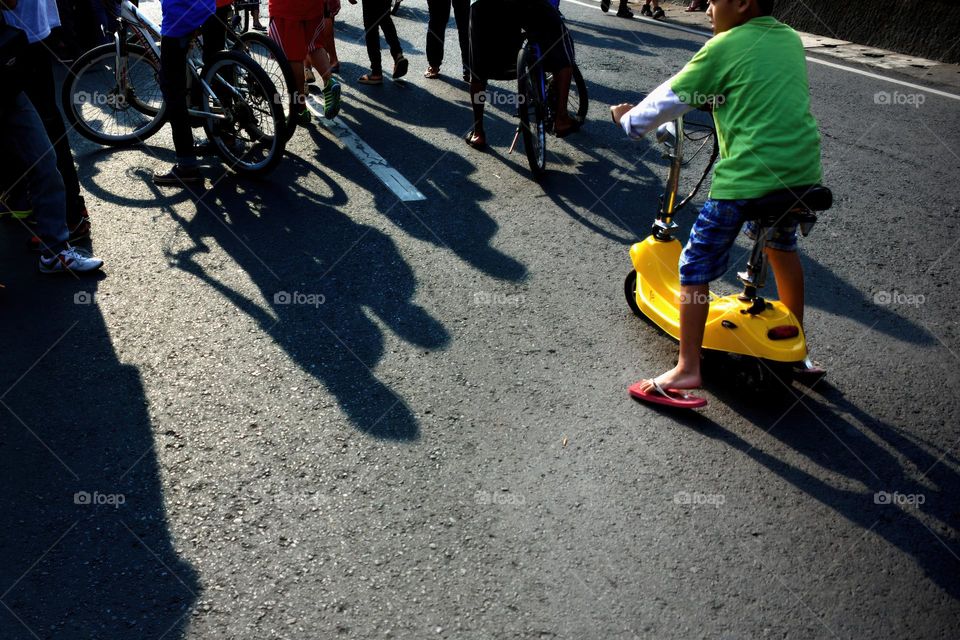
[[158, 7, 229, 164], [159, 34, 196, 164], [426, 0, 469, 70], [361, 0, 402, 75], [21, 41, 84, 225]]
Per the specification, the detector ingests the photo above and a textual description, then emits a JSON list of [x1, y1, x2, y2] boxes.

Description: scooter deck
[[629, 237, 807, 363]]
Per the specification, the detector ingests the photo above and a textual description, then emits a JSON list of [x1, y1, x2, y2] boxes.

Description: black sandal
[[393, 55, 409, 79], [464, 129, 486, 150]]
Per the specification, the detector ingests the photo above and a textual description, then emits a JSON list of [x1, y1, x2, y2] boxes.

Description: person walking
[[424, 0, 468, 81], [349, 0, 408, 84]]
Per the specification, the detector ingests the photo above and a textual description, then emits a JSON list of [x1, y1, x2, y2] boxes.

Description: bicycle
[[61, 0, 286, 176], [510, 19, 588, 178]]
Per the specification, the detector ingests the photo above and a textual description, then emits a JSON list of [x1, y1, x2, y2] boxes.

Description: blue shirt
[[161, 0, 215, 38], [6, 0, 61, 44]]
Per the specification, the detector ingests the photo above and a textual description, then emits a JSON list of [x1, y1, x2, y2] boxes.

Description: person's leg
[[766, 247, 805, 327], [305, 17, 342, 118], [452, 0, 470, 74], [157, 35, 201, 182], [252, 7, 266, 30], [2, 93, 69, 256], [201, 5, 231, 69], [468, 78, 487, 144], [425, 0, 451, 70], [22, 41, 87, 227], [637, 200, 743, 392], [361, 0, 384, 76], [321, 16, 339, 68], [553, 67, 574, 132], [375, 0, 405, 76]]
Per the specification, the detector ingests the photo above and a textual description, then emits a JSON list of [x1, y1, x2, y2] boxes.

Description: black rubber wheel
[[201, 50, 286, 176], [236, 31, 298, 142], [624, 270, 642, 317], [517, 45, 546, 179], [61, 43, 166, 146], [570, 64, 589, 124]]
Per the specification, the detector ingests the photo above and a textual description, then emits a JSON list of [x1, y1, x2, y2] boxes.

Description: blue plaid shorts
[[678, 199, 798, 286]]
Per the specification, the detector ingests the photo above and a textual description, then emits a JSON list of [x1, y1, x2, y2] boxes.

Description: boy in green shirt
[[610, 0, 823, 406]]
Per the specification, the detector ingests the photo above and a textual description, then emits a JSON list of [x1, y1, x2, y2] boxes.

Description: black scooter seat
[[742, 185, 833, 227]]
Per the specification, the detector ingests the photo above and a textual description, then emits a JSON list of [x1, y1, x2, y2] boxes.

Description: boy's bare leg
[[290, 60, 306, 107], [638, 284, 709, 392], [307, 46, 333, 84], [766, 247, 804, 327], [553, 67, 575, 133], [322, 18, 339, 67]]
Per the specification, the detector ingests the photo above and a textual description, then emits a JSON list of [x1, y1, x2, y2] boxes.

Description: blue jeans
[[0, 93, 69, 256]]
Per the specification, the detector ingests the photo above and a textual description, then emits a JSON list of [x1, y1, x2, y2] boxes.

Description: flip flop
[[393, 55, 409, 79], [464, 129, 486, 150], [628, 379, 707, 409], [358, 74, 383, 85], [424, 66, 440, 79]]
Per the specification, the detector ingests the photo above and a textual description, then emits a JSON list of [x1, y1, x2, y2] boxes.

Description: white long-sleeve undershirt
[[619, 79, 695, 140]]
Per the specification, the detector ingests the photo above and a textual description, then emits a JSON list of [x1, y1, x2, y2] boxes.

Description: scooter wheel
[[624, 270, 642, 317]]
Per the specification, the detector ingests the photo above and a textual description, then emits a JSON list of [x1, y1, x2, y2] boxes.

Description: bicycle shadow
[[143, 150, 449, 440], [657, 380, 960, 600], [0, 227, 199, 639]]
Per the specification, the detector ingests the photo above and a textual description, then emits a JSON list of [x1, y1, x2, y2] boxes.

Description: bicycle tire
[[235, 31, 298, 141], [201, 49, 286, 176], [61, 42, 166, 147], [570, 64, 588, 125], [517, 45, 547, 179]]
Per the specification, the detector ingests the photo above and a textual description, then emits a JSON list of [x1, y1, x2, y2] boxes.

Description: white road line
[[563, 0, 960, 101], [306, 96, 427, 202]]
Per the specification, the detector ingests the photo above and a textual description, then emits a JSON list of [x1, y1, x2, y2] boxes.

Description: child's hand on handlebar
[[610, 103, 633, 125]]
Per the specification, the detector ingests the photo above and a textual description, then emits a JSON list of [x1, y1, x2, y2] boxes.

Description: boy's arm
[[610, 78, 694, 139]]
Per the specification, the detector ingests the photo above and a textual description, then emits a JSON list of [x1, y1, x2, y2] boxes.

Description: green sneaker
[[322, 76, 342, 120], [296, 108, 311, 125]]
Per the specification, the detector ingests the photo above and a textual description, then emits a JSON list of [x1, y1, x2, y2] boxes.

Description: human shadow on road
[[313, 83, 527, 283], [145, 151, 450, 440], [660, 381, 960, 600], [0, 227, 199, 638]]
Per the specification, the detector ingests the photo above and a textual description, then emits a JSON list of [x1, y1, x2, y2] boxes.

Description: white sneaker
[[38, 246, 104, 274]]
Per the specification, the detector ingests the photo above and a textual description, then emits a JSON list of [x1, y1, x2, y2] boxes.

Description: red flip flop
[[628, 379, 707, 409]]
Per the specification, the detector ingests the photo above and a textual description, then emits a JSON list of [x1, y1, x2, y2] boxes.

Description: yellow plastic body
[[629, 237, 807, 363]]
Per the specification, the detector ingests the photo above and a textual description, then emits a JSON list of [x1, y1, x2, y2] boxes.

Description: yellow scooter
[[624, 116, 832, 389]]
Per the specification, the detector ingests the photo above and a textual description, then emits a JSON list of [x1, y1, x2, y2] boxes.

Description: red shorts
[[269, 16, 324, 61]]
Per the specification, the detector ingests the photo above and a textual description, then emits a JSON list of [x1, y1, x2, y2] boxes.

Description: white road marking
[[306, 96, 427, 202], [563, 0, 960, 101]]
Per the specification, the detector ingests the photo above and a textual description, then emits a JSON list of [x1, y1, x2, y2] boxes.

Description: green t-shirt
[[670, 16, 822, 200]]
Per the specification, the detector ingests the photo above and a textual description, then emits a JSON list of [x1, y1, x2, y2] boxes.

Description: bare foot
[[636, 364, 701, 394]]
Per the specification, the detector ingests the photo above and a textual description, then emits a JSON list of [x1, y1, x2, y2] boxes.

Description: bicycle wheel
[[201, 49, 286, 176], [61, 43, 166, 146], [569, 64, 588, 125], [517, 45, 546, 179], [236, 31, 298, 141]]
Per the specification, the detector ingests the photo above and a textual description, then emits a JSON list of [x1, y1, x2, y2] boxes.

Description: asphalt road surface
[[2, 1, 959, 638]]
